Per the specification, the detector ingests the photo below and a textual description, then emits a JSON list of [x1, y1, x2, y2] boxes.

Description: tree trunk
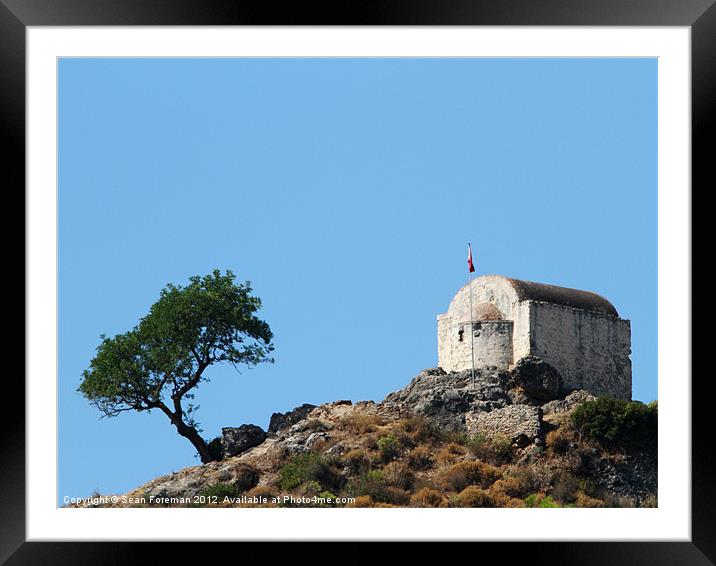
[[157, 402, 217, 463], [173, 419, 215, 464]]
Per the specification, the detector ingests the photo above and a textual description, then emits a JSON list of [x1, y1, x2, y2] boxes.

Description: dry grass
[[438, 461, 501, 492], [341, 413, 384, 435], [407, 446, 433, 470], [435, 442, 467, 465], [450, 487, 496, 508], [410, 487, 445, 508], [466, 432, 513, 464], [546, 428, 572, 455], [492, 466, 537, 499], [551, 471, 580, 504], [394, 415, 439, 444], [240, 485, 278, 507], [342, 449, 371, 475], [105, 400, 655, 509], [347, 495, 374, 508], [574, 492, 605, 508], [381, 462, 414, 490]]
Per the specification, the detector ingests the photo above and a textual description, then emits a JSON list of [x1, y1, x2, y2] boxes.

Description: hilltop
[[73, 359, 657, 509]]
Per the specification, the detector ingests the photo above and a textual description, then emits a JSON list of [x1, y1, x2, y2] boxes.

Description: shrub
[[545, 428, 572, 455], [347, 470, 409, 505], [245, 485, 277, 502], [382, 462, 413, 490], [318, 491, 339, 507], [466, 432, 513, 464], [341, 413, 383, 435], [433, 428, 470, 445], [396, 415, 439, 444], [451, 487, 496, 508], [392, 430, 417, 449], [300, 480, 323, 496], [577, 477, 600, 499], [347, 495, 374, 508], [524, 493, 560, 508], [376, 435, 401, 463], [266, 445, 290, 469], [410, 487, 445, 508], [571, 397, 657, 448], [277, 453, 341, 491], [347, 469, 384, 500], [381, 487, 411, 505], [574, 492, 604, 508], [602, 493, 635, 508], [551, 471, 579, 503], [436, 442, 467, 465], [439, 461, 501, 492], [537, 496, 559, 508], [640, 494, 658, 508], [342, 449, 371, 475], [231, 462, 260, 492], [491, 470, 534, 500], [200, 483, 240, 499], [407, 446, 433, 470]]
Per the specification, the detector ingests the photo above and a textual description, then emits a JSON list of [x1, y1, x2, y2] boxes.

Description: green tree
[[78, 270, 274, 463]]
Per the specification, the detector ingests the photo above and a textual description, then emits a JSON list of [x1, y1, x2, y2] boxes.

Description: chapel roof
[[503, 277, 619, 317]]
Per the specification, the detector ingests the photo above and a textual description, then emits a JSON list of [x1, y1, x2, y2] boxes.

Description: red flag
[[467, 243, 475, 273]]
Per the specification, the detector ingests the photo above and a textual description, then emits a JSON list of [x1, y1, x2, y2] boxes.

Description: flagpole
[[467, 243, 476, 389]]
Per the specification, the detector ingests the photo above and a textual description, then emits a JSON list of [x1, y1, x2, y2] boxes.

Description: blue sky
[[58, 58, 657, 503]]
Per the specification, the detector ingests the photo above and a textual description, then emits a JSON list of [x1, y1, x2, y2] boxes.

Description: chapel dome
[[472, 303, 504, 321]]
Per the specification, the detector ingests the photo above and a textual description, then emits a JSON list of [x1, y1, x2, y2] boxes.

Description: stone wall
[[438, 319, 513, 372], [528, 302, 632, 399]]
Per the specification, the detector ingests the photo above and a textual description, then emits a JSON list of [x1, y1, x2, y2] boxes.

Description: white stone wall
[[438, 276, 530, 370], [438, 320, 514, 372], [528, 302, 632, 399], [437, 275, 632, 400]]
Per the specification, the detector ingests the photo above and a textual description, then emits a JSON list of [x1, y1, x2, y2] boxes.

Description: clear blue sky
[[58, 58, 657, 503]]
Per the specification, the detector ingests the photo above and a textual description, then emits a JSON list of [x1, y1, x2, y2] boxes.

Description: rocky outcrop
[[381, 367, 512, 431], [131, 460, 261, 501], [382, 358, 563, 432], [542, 389, 596, 416], [221, 425, 267, 458], [268, 403, 317, 435]]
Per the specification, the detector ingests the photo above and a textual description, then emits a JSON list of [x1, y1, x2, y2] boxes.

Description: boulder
[[268, 403, 317, 434], [542, 389, 596, 416], [509, 356, 563, 401], [465, 405, 543, 447], [220, 424, 267, 458]]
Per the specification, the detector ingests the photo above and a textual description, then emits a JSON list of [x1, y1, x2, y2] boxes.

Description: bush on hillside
[[571, 397, 657, 448], [376, 435, 401, 462], [438, 461, 501, 492], [465, 432, 513, 464], [449, 487, 496, 508], [277, 453, 341, 491]]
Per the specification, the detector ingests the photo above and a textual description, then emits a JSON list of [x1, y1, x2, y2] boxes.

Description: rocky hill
[[74, 358, 657, 508]]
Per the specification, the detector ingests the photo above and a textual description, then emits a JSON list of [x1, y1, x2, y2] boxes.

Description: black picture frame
[[6, 0, 708, 563]]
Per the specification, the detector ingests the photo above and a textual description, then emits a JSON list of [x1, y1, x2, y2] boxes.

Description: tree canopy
[[79, 270, 274, 462]]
